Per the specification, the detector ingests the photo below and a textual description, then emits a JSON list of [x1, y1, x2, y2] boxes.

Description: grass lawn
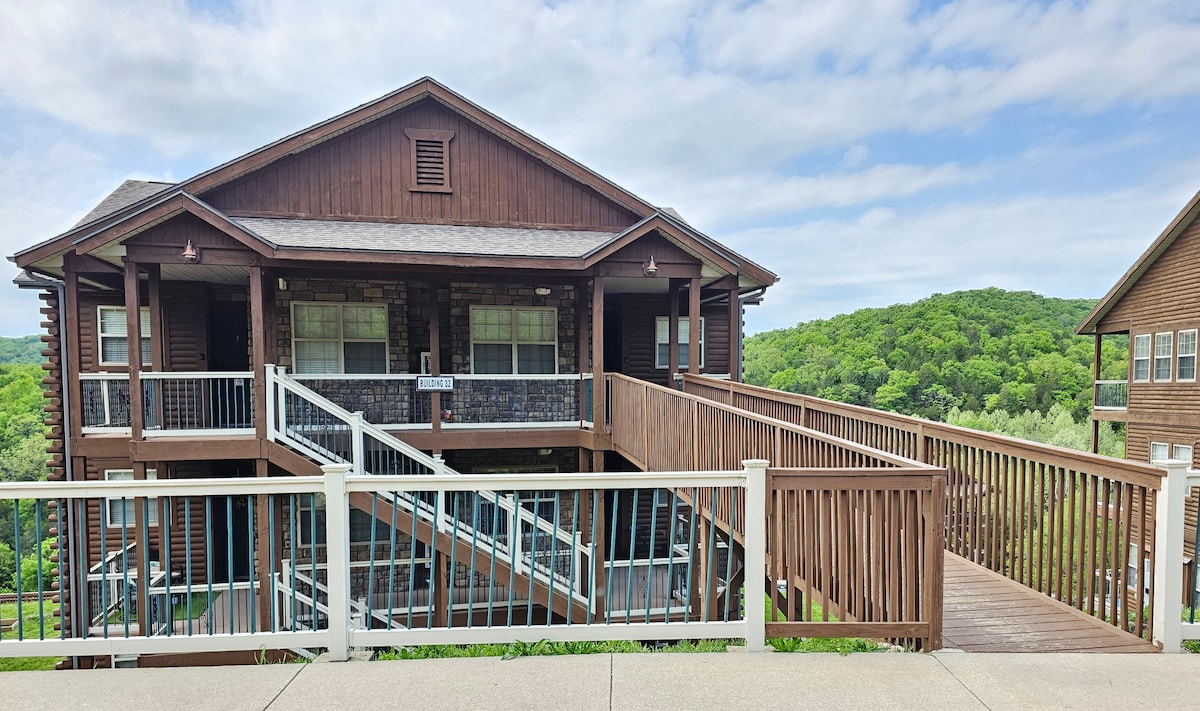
[[0, 600, 63, 672]]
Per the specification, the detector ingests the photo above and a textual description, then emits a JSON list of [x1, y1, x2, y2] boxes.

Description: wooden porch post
[[668, 278, 680, 384], [688, 277, 700, 375], [132, 460, 149, 635], [123, 260, 144, 440], [1091, 335, 1102, 454], [591, 276, 605, 430], [727, 287, 740, 381], [578, 279, 590, 422], [249, 266, 267, 441], [254, 458, 273, 631], [146, 265, 163, 371], [63, 269, 83, 440], [429, 281, 442, 438]]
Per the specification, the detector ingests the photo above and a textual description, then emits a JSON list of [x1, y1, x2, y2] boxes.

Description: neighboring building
[[1077, 188, 1200, 593], [9, 77, 775, 658]]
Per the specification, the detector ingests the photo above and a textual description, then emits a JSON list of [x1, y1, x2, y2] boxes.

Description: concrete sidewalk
[[2, 651, 1198, 710]]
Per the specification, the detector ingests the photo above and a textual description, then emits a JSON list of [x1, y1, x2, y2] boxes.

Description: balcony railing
[[1094, 380, 1128, 410], [290, 373, 586, 428], [80, 373, 132, 432], [142, 371, 256, 435]]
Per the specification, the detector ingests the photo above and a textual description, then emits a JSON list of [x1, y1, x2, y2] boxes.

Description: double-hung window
[[104, 468, 159, 528], [469, 306, 557, 374], [292, 303, 388, 374], [98, 306, 151, 366], [1132, 334, 1151, 382], [1174, 444, 1194, 466], [1177, 329, 1197, 382], [1150, 442, 1170, 463], [655, 316, 705, 369], [1154, 332, 1173, 382]]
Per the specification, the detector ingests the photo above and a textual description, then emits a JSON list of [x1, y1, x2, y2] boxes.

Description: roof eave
[[1076, 187, 1200, 335]]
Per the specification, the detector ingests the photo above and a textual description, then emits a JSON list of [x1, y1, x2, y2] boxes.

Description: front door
[[206, 302, 251, 427]]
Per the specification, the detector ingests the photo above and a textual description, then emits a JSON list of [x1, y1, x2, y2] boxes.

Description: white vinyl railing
[[80, 373, 131, 432], [1152, 459, 1200, 652], [141, 371, 255, 436], [0, 464, 767, 661], [267, 366, 592, 607]]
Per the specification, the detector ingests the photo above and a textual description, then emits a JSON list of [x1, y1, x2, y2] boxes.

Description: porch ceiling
[[160, 263, 250, 285]]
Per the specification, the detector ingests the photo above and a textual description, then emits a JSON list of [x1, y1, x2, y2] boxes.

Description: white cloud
[[733, 179, 1199, 334]]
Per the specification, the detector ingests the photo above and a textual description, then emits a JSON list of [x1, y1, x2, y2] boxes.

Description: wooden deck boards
[[942, 553, 1158, 653]]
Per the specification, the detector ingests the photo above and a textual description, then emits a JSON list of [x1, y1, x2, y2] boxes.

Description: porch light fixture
[[181, 240, 200, 264], [534, 287, 551, 296], [277, 277, 288, 291], [643, 256, 658, 277]]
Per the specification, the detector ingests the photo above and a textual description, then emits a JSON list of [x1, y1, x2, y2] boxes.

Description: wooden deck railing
[[608, 374, 946, 649], [684, 375, 1165, 641]]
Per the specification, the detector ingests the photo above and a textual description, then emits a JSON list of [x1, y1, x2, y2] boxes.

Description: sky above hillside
[[2, 0, 1200, 337]]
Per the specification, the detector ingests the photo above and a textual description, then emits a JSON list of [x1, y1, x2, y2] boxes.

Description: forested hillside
[[744, 288, 1125, 424], [0, 362, 51, 591], [0, 335, 43, 364]]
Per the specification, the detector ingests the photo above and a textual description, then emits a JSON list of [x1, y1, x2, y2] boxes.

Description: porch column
[[254, 458, 273, 631], [728, 286, 740, 381], [132, 460, 149, 635], [123, 260, 144, 439], [668, 278, 680, 383], [578, 278, 589, 423], [429, 281, 442, 438], [64, 268, 83, 440], [249, 266, 267, 440], [146, 265, 163, 371], [591, 276, 605, 430], [687, 277, 701, 375], [1091, 335, 1102, 454]]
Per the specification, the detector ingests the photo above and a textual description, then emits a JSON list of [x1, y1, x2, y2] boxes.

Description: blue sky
[[3, 0, 1200, 337]]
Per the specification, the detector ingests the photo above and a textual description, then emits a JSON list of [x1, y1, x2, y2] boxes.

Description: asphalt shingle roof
[[73, 180, 175, 228], [234, 217, 618, 258]]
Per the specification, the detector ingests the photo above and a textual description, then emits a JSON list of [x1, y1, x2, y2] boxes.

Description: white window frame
[[1132, 334, 1151, 383], [468, 306, 559, 375], [104, 468, 159, 528], [1173, 444, 1194, 466], [98, 306, 151, 367], [1177, 329, 1197, 382], [1154, 332, 1173, 382], [655, 316, 705, 369], [1150, 442, 1170, 463], [291, 302, 389, 375]]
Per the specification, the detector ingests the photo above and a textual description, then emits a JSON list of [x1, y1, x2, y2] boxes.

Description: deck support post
[[687, 278, 700, 376], [1152, 459, 1194, 652], [320, 463, 353, 661], [668, 278, 681, 384], [728, 287, 740, 381], [429, 282, 442, 440], [249, 266, 268, 441], [590, 276, 605, 430], [742, 459, 768, 652], [123, 260, 144, 440]]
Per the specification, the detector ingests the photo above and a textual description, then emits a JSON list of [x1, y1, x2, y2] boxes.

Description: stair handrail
[[265, 365, 589, 601]]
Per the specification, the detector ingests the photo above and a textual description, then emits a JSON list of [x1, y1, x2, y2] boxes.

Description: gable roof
[[11, 78, 775, 290], [1077, 188, 1200, 334]]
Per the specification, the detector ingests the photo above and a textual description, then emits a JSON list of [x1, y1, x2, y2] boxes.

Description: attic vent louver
[[405, 128, 454, 193]]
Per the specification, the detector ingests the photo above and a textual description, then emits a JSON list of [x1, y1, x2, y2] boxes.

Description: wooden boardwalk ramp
[[942, 553, 1158, 653]]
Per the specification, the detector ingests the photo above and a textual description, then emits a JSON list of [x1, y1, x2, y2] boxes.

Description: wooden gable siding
[[605, 233, 699, 267], [124, 213, 246, 250], [616, 293, 731, 387], [1100, 216, 1200, 330], [202, 100, 640, 229], [1098, 218, 1200, 422]]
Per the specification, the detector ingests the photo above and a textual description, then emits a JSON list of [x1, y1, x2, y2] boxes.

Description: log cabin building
[[1078, 188, 1200, 596], [8, 77, 775, 658]]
